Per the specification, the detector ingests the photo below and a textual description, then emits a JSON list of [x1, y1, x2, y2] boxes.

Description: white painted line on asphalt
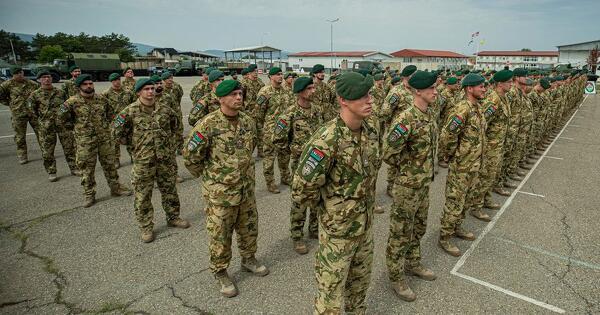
[[0, 109, 10, 113], [450, 271, 566, 313], [0, 132, 35, 139], [450, 94, 588, 313], [559, 136, 574, 140], [568, 124, 581, 128], [518, 191, 545, 198], [490, 236, 600, 271], [544, 156, 563, 160]]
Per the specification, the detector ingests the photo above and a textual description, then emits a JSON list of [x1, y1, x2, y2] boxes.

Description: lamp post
[[326, 18, 339, 72], [260, 32, 269, 71]]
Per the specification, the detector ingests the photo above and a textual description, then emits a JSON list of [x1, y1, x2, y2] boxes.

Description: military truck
[[36, 53, 122, 81], [350, 61, 384, 73]]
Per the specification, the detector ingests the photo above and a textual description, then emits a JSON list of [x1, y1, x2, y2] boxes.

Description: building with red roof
[[287, 51, 393, 72]]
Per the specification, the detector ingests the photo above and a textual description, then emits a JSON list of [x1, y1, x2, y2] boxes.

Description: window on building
[[403, 57, 412, 62]]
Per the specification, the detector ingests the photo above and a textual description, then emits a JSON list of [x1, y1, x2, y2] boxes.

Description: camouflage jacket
[[257, 85, 292, 133], [381, 83, 413, 124], [164, 82, 184, 104], [516, 88, 533, 129], [58, 93, 113, 141], [27, 86, 66, 127], [101, 87, 136, 119], [61, 78, 79, 100], [190, 79, 210, 103], [370, 84, 387, 122], [0, 78, 39, 118], [438, 98, 485, 172], [112, 100, 180, 162], [156, 93, 183, 147], [242, 78, 262, 118], [383, 105, 434, 188], [122, 78, 136, 91], [312, 80, 335, 122], [481, 89, 510, 151], [291, 117, 380, 238], [183, 110, 257, 206], [272, 101, 322, 156], [189, 90, 219, 126]]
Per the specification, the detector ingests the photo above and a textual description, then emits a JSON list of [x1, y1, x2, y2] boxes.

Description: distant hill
[[133, 43, 156, 55]]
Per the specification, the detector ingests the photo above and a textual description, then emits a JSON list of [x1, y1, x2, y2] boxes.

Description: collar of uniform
[[410, 103, 430, 121], [335, 116, 375, 144]]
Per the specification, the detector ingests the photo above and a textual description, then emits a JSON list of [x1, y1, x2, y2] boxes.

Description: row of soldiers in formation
[[0, 62, 587, 314]]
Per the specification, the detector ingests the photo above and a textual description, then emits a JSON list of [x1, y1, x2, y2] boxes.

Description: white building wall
[[475, 55, 558, 70], [383, 57, 467, 70], [288, 53, 391, 71]]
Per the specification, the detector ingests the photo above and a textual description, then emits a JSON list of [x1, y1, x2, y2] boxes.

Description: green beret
[[524, 78, 534, 86], [312, 64, 325, 74], [241, 68, 250, 75], [335, 72, 374, 100], [36, 70, 51, 79], [401, 65, 417, 77], [149, 75, 161, 83], [489, 77, 495, 84], [540, 78, 551, 89], [513, 68, 528, 77], [11, 66, 23, 74], [493, 70, 513, 83], [208, 70, 224, 83], [248, 64, 257, 71], [160, 71, 173, 80], [556, 76, 565, 81], [408, 70, 437, 90], [461, 73, 485, 87], [454, 71, 463, 76], [391, 76, 402, 84], [108, 73, 121, 82], [268, 67, 282, 76], [204, 67, 214, 75], [293, 77, 313, 93], [69, 65, 80, 72], [284, 72, 294, 79], [215, 79, 242, 97], [134, 78, 154, 92], [74, 74, 92, 87], [373, 73, 384, 81], [446, 77, 458, 85], [122, 67, 132, 75], [356, 69, 370, 77], [464, 70, 471, 74]]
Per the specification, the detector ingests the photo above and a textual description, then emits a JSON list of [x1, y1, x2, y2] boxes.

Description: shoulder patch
[[59, 102, 69, 113], [191, 102, 203, 114], [113, 113, 126, 128], [187, 131, 206, 151], [275, 118, 288, 134], [389, 123, 409, 143], [388, 94, 399, 106], [302, 147, 325, 177], [257, 95, 267, 105], [448, 115, 464, 131], [484, 104, 497, 119]]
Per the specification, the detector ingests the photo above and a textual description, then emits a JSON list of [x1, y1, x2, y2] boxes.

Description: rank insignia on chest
[[448, 115, 464, 131], [302, 147, 325, 176], [275, 118, 288, 134], [187, 131, 206, 151], [113, 113, 126, 128], [389, 123, 408, 142], [484, 105, 497, 118], [388, 94, 399, 106]]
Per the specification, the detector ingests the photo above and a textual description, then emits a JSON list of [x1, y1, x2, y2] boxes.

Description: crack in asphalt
[[0, 299, 33, 308], [167, 284, 210, 314]]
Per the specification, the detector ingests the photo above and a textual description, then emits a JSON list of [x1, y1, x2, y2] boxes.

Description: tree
[[31, 32, 137, 61], [38, 45, 66, 63], [0, 29, 34, 63], [520, 48, 532, 52]]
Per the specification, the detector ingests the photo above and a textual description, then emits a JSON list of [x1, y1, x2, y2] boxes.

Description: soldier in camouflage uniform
[[311, 64, 337, 122], [0, 67, 40, 164], [381, 65, 417, 196], [113, 78, 190, 243], [161, 71, 185, 153], [272, 77, 320, 254], [292, 72, 378, 314], [383, 71, 438, 302], [102, 73, 136, 168], [184, 80, 269, 298], [188, 70, 224, 126], [62, 66, 81, 100], [282, 72, 297, 97], [464, 70, 513, 222], [28, 70, 78, 181], [189, 68, 212, 104], [58, 74, 132, 207], [257, 67, 292, 193], [438, 74, 487, 257], [122, 67, 136, 92]]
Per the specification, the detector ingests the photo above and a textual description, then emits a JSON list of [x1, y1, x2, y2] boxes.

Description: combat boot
[[83, 195, 95, 208], [516, 170, 527, 176], [111, 184, 133, 197], [293, 240, 308, 255], [71, 169, 81, 177], [525, 158, 536, 165], [114, 160, 120, 169], [308, 231, 318, 239], [519, 164, 532, 170], [167, 218, 190, 229], [438, 160, 449, 168], [48, 173, 58, 182], [141, 229, 154, 243], [509, 174, 523, 181], [392, 279, 416, 301], [280, 174, 292, 186], [471, 209, 491, 222], [374, 204, 385, 214], [455, 227, 476, 241], [18, 155, 28, 165], [176, 175, 184, 183], [530, 153, 541, 159], [406, 264, 437, 281], [438, 237, 461, 257], [504, 181, 518, 189], [267, 182, 280, 194], [484, 201, 501, 210], [241, 257, 269, 276], [386, 183, 394, 197], [215, 271, 238, 298], [494, 187, 511, 196]]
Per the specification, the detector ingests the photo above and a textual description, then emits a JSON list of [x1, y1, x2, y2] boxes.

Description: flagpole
[[475, 40, 480, 69]]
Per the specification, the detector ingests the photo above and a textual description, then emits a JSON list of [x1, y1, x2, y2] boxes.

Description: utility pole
[[9, 38, 18, 64], [326, 18, 339, 72]]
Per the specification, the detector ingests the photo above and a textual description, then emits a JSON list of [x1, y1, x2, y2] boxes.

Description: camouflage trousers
[[498, 127, 518, 186], [75, 137, 119, 197], [10, 114, 40, 158], [262, 136, 291, 185], [386, 185, 429, 282], [466, 143, 504, 211], [206, 194, 258, 274], [440, 166, 480, 238], [290, 200, 318, 240], [39, 122, 77, 174], [256, 116, 265, 155], [314, 228, 373, 315], [506, 123, 530, 174], [131, 157, 181, 231], [290, 152, 302, 177]]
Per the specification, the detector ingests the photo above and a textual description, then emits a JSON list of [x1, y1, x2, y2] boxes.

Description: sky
[[1, 0, 599, 55]]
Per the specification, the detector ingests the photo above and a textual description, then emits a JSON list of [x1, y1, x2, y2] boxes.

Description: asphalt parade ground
[[1, 77, 598, 314]]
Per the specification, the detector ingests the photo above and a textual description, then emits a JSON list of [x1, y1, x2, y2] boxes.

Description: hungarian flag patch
[[275, 118, 288, 134], [389, 123, 409, 143], [187, 131, 206, 151], [113, 113, 126, 128], [191, 102, 203, 114], [484, 105, 497, 118], [448, 115, 464, 131], [302, 147, 325, 177]]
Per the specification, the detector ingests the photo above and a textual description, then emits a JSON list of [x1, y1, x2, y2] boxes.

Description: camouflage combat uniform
[[292, 117, 379, 314], [28, 86, 77, 174], [383, 104, 434, 282], [272, 101, 322, 241], [243, 78, 265, 153], [183, 110, 259, 274], [313, 79, 336, 122], [0, 78, 40, 160], [61, 78, 79, 100], [156, 92, 184, 152], [438, 98, 485, 238], [122, 77, 136, 92], [112, 99, 183, 232], [102, 86, 136, 161], [190, 79, 211, 104], [188, 90, 220, 126]]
